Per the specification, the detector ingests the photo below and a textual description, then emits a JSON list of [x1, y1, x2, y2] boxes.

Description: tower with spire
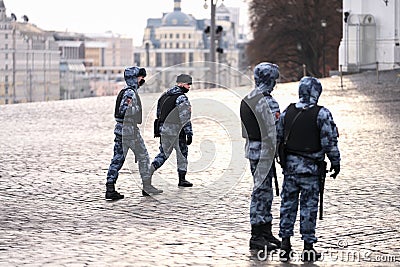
[[0, 0, 7, 22]]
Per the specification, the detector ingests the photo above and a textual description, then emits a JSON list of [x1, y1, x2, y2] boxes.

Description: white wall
[[339, 0, 400, 72]]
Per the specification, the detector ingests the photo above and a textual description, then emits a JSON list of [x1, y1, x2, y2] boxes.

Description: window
[[176, 33, 179, 38], [176, 43, 180, 48], [165, 52, 185, 66], [134, 53, 141, 66], [189, 53, 193, 66], [156, 53, 162, 66]]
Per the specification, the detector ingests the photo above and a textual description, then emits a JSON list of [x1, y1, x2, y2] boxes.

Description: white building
[[52, 31, 90, 99], [135, 0, 247, 91], [53, 31, 134, 97], [338, 0, 400, 72], [0, 0, 60, 104]]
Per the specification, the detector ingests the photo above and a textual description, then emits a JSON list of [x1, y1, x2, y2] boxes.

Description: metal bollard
[[340, 65, 343, 89], [376, 62, 380, 83]]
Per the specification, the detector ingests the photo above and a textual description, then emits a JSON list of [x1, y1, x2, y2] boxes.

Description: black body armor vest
[[114, 88, 142, 124], [158, 93, 183, 124], [284, 103, 323, 153], [240, 93, 267, 141]]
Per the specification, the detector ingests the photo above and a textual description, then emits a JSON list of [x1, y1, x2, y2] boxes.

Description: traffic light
[[204, 25, 223, 35], [216, 25, 223, 35]]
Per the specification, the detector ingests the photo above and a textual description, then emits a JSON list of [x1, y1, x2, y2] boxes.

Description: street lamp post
[[321, 19, 327, 77], [204, 0, 217, 87], [12, 21, 16, 103], [210, 0, 216, 65]]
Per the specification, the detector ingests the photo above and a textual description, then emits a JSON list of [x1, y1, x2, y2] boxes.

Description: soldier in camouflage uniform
[[105, 66, 163, 200], [149, 74, 193, 187], [240, 62, 281, 251], [277, 76, 340, 261]]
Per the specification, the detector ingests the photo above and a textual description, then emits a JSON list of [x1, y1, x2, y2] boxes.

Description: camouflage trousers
[[152, 132, 188, 173], [106, 134, 150, 184], [249, 159, 275, 225], [279, 174, 320, 243]]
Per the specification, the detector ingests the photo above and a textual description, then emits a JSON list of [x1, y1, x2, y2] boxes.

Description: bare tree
[[247, 0, 342, 81]]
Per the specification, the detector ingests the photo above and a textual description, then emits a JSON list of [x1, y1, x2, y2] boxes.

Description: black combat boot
[[262, 222, 281, 248], [302, 241, 321, 262], [105, 183, 124, 200], [250, 224, 279, 251], [142, 179, 163, 196], [178, 171, 193, 187], [279, 237, 292, 262]]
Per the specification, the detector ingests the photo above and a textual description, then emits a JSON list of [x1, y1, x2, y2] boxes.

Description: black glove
[[139, 79, 145, 86], [186, 135, 192, 145], [330, 164, 340, 179]]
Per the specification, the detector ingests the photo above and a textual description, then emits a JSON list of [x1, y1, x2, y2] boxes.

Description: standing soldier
[[240, 62, 281, 251], [105, 66, 163, 200], [277, 76, 340, 262], [149, 74, 193, 187]]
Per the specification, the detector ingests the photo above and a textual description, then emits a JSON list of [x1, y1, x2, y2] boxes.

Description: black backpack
[[114, 88, 142, 124]]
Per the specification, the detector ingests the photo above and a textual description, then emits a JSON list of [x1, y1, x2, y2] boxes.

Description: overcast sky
[[4, 0, 250, 46]]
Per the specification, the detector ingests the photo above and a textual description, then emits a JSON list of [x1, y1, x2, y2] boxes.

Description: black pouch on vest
[[277, 142, 286, 169]]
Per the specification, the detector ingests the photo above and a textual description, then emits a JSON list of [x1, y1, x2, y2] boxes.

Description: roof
[[161, 11, 195, 27], [147, 18, 162, 28], [16, 22, 45, 35], [56, 40, 83, 47], [84, 41, 108, 48], [217, 3, 230, 14]]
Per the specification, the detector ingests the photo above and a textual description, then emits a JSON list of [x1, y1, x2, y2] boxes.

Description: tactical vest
[[240, 93, 268, 141], [284, 103, 323, 153], [114, 88, 142, 124], [158, 93, 184, 124]]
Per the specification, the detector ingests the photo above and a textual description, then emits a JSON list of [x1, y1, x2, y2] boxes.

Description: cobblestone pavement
[[0, 71, 399, 266]]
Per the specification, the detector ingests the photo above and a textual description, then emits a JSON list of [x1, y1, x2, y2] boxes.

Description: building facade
[[338, 0, 400, 72], [83, 32, 134, 96], [135, 0, 248, 91], [53, 31, 134, 98], [52, 31, 90, 99], [0, 0, 60, 104]]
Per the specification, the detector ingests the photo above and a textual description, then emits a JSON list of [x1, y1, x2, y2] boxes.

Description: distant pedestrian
[[277, 76, 340, 262], [240, 62, 281, 251], [149, 74, 193, 187], [105, 66, 163, 200]]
